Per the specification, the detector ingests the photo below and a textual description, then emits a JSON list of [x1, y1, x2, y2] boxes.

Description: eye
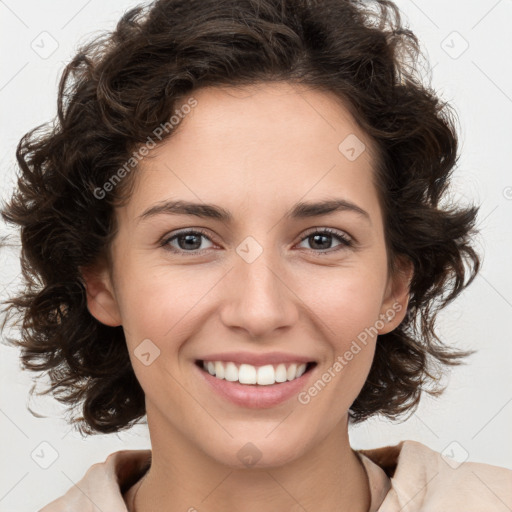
[[161, 229, 215, 254], [296, 228, 353, 254], [161, 227, 354, 256]]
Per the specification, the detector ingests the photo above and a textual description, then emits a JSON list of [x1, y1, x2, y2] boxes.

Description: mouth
[[194, 358, 318, 408], [195, 359, 318, 386]]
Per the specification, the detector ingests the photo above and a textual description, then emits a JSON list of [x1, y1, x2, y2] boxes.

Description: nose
[[219, 248, 299, 339]]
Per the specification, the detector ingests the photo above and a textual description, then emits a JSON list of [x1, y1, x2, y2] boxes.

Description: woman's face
[[85, 82, 410, 467]]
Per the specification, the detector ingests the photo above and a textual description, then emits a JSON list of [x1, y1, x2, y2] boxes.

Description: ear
[[79, 261, 122, 327], [377, 256, 413, 335]]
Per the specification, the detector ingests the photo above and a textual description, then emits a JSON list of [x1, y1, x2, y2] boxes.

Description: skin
[[83, 82, 412, 512]]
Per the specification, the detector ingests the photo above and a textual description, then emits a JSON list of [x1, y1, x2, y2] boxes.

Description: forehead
[[122, 82, 381, 222]]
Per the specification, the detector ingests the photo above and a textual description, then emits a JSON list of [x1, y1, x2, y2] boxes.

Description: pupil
[[311, 234, 331, 250], [180, 234, 201, 250]]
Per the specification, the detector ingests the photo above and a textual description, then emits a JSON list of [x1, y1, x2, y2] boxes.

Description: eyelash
[[160, 227, 354, 256]]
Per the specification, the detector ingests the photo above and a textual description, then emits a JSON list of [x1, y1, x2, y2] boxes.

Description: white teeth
[[224, 362, 238, 382], [201, 360, 309, 385], [287, 363, 297, 380], [239, 364, 257, 384], [274, 363, 288, 383], [214, 361, 225, 379], [257, 364, 275, 385]]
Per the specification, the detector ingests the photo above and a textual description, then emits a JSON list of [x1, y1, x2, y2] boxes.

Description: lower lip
[[194, 361, 317, 409]]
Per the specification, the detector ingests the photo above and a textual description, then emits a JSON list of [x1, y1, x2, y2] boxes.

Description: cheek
[[115, 259, 203, 338], [295, 261, 387, 389], [297, 262, 387, 336], [115, 265, 201, 406]]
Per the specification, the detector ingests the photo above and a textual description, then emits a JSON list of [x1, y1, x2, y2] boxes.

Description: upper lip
[[197, 351, 316, 366]]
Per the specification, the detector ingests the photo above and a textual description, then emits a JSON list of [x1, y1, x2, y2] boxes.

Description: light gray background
[[1, 1, 511, 510]]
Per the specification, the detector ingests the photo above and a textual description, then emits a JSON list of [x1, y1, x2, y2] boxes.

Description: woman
[[2, 0, 510, 510]]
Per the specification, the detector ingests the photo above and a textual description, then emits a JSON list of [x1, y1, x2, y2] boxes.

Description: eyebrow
[[137, 198, 371, 224]]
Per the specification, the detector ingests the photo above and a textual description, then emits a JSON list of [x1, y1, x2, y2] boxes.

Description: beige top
[[39, 439, 512, 511]]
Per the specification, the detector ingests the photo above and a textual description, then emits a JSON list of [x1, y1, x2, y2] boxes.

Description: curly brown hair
[[1, 0, 480, 435]]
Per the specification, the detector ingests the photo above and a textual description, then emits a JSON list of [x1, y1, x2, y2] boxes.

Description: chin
[[204, 433, 309, 470]]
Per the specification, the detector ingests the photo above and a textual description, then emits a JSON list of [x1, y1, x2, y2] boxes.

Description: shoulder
[[359, 440, 512, 511], [38, 449, 151, 512]]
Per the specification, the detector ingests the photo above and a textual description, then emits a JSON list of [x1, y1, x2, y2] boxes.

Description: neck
[[131, 407, 370, 512]]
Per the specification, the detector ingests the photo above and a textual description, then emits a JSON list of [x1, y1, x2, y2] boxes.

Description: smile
[[197, 360, 317, 386], [194, 354, 319, 408]]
